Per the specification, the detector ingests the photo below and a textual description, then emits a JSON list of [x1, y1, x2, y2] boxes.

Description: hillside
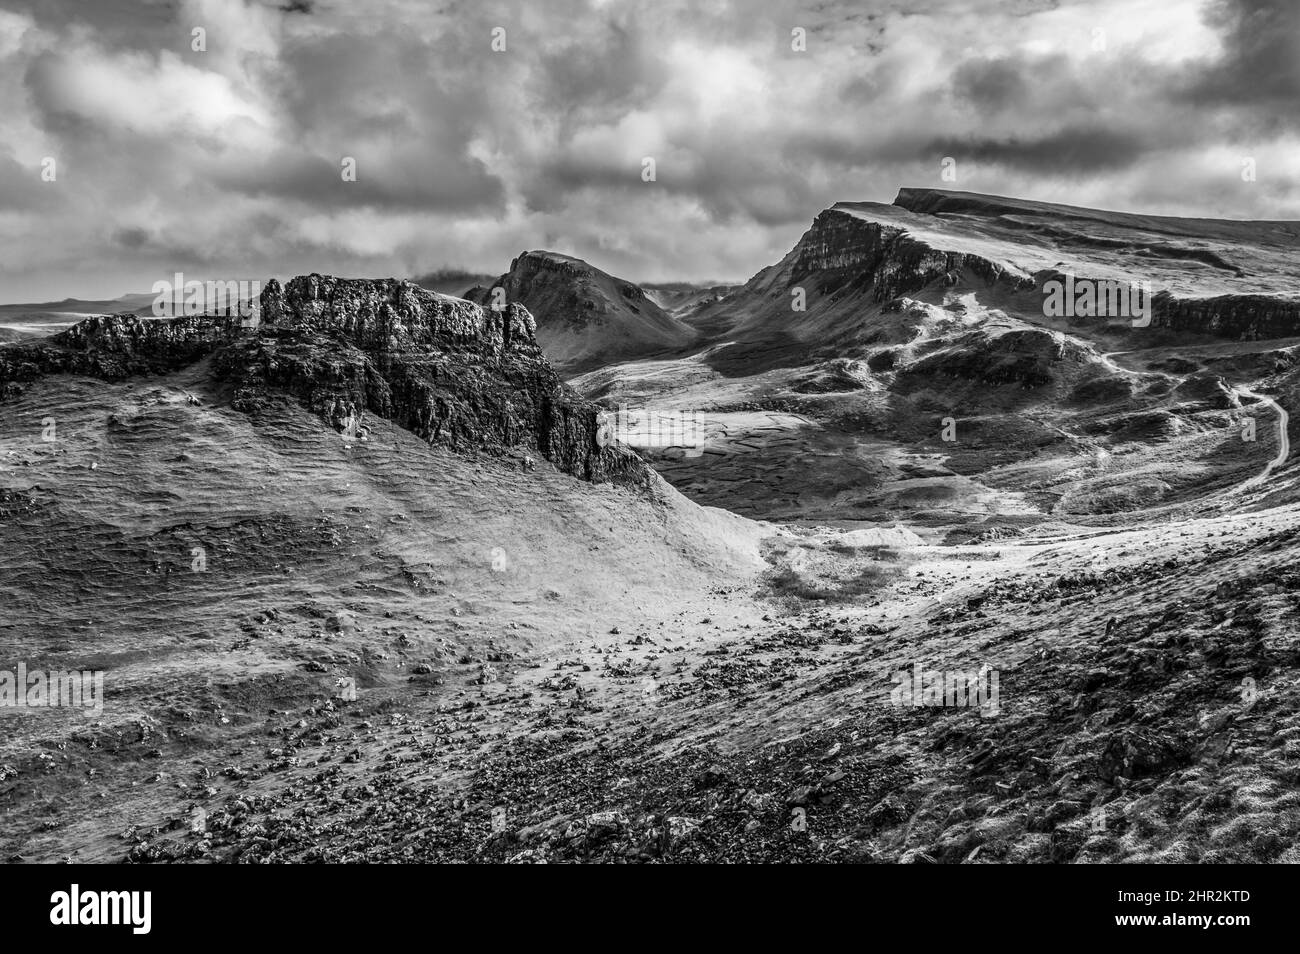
[[466, 251, 698, 375], [0, 277, 769, 862]]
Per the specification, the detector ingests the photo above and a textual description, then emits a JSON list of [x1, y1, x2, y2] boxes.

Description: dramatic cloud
[[0, 0, 1294, 300]]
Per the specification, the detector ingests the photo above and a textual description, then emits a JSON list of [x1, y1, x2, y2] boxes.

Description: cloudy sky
[[0, 0, 1297, 301]]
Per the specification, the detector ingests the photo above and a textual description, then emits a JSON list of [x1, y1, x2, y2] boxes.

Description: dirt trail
[[1230, 386, 1290, 492], [1100, 346, 1290, 497]]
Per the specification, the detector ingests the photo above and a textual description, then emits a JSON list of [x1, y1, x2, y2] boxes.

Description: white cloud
[[30, 47, 273, 138]]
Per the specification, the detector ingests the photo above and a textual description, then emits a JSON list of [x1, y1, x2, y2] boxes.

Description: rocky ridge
[[0, 275, 647, 487]]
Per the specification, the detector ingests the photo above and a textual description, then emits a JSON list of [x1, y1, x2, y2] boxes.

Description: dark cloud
[[951, 57, 1031, 111], [0, 0, 169, 51], [112, 226, 150, 249], [535, 18, 671, 122], [1185, 0, 1300, 106], [1, 0, 1299, 301], [209, 146, 505, 212], [924, 126, 1148, 174]]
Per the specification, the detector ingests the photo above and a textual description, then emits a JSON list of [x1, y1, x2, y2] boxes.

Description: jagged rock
[[584, 810, 629, 840], [1097, 730, 1189, 782], [221, 275, 648, 485], [0, 276, 651, 489], [0, 313, 237, 384]]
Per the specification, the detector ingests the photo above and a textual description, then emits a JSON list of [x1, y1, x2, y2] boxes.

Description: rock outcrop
[[0, 313, 237, 395], [0, 276, 649, 487], [227, 275, 647, 484]]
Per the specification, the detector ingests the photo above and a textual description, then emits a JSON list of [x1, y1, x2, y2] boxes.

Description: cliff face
[[0, 276, 649, 487], [712, 195, 1300, 351], [226, 275, 648, 485], [790, 209, 1033, 302], [260, 273, 536, 354], [1150, 293, 1300, 341], [685, 204, 1037, 365]]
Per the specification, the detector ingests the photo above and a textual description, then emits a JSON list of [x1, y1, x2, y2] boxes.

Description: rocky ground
[[3, 387, 1297, 862]]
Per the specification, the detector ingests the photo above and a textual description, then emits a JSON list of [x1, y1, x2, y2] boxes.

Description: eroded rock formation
[[0, 275, 649, 487]]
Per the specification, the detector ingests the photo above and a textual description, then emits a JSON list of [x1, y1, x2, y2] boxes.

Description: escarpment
[[790, 208, 1035, 302], [1149, 292, 1300, 341]]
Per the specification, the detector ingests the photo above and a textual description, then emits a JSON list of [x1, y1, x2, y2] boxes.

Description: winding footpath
[[1231, 386, 1290, 492], [1101, 348, 1290, 494]]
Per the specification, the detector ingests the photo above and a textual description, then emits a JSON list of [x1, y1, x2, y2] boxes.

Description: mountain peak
[[468, 252, 696, 374]]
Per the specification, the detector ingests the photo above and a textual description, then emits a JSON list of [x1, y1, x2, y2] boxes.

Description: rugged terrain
[[2, 190, 1299, 864], [570, 190, 1300, 526]]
